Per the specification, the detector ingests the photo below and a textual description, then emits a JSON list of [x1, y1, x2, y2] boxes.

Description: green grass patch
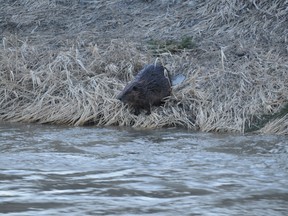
[[148, 36, 195, 54]]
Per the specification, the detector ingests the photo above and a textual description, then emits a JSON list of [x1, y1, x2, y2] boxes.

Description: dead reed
[[0, 0, 287, 134]]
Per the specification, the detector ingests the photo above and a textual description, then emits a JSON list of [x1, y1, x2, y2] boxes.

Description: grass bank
[[0, 0, 287, 134]]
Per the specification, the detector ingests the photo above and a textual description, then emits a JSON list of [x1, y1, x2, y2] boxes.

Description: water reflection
[[0, 122, 288, 215]]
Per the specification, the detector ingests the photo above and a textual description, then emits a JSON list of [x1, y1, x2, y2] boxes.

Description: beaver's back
[[135, 64, 171, 104]]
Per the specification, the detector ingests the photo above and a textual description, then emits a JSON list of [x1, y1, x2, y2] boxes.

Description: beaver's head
[[117, 81, 145, 105]]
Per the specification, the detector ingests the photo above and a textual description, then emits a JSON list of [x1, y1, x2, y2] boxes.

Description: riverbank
[[0, 0, 287, 134]]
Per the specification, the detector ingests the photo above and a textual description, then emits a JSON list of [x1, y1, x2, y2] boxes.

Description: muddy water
[[0, 122, 287, 216]]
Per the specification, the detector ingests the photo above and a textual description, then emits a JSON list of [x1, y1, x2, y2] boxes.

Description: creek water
[[0, 122, 287, 216]]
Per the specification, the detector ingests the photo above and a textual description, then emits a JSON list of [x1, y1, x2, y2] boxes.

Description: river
[[0, 122, 287, 215]]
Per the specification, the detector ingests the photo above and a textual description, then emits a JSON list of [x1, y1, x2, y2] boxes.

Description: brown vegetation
[[0, 0, 287, 134]]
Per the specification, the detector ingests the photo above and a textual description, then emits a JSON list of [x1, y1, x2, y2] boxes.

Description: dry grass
[[0, 0, 287, 134], [258, 114, 288, 135]]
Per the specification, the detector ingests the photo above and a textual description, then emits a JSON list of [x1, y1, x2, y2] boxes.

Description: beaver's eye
[[132, 86, 138, 91]]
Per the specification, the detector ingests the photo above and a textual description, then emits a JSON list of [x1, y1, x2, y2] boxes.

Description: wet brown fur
[[117, 64, 171, 115]]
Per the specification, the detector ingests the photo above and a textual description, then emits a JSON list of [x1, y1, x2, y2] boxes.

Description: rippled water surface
[[0, 122, 288, 215]]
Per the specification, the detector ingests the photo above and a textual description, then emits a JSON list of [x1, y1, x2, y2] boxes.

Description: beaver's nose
[[116, 93, 123, 101]]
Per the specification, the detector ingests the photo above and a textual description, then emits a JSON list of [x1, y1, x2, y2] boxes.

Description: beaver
[[117, 64, 171, 115]]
